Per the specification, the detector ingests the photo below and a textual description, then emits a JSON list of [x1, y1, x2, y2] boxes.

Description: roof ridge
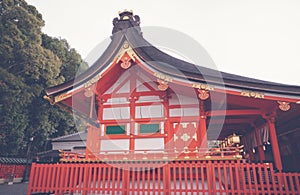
[[52, 131, 86, 141]]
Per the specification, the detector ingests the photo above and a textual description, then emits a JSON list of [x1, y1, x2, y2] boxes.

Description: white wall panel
[[169, 94, 198, 105], [135, 138, 164, 151], [103, 107, 130, 119], [100, 139, 130, 152], [170, 108, 199, 117], [135, 105, 163, 118]]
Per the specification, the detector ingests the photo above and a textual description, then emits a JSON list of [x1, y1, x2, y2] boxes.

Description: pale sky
[[26, 0, 300, 85]]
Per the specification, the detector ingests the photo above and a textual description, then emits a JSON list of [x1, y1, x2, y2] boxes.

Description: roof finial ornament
[[112, 10, 141, 34]]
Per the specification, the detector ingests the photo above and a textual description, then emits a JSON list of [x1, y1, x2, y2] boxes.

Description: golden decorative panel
[[241, 90, 264, 99], [153, 72, 173, 82], [84, 73, 102, 88], [54, 92, 72, 103], [192, 83, 214, 91]]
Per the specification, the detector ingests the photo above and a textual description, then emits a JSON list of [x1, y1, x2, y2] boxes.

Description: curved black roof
[[45, 11, 300, 97]]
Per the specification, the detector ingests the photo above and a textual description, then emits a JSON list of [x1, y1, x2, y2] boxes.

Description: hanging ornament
[[278, 101, 290, 111], [198, 89, 209, 100], [157, 79, 168, 91]]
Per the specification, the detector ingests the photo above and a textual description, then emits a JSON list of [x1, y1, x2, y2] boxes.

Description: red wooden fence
[[27, 160, 300, 195], [0, 164, 28, 183]]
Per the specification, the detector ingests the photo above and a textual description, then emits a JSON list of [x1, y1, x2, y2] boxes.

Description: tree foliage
[[0, 0, 88, 157]]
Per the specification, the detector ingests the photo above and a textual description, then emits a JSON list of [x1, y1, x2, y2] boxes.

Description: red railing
[[0, 164, 28, 183], [59, 147, 243, 162], [27, 160, 300, 195]]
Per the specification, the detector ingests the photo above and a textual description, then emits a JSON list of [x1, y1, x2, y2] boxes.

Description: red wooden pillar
[[163, 163, 171, 195], [86, 92, 97, 158], [163, 94, 171, 153], [267, 117, 282, 171], [129, 77, 136, 153], [199, 101, 208, 151], [255, 128, 265, 163]]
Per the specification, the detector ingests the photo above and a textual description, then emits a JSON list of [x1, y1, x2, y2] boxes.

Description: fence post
[[163, 161, 170, 195], [122, 162, 129, 195], [206, 160, 214, 195], [26, 162, 36, 195]]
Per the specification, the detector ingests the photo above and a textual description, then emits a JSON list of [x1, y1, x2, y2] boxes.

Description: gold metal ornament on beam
[[198, 89, 209, 100], [84, 73, 102, 88], [154, 72, 173, 82], [84, 87, 94, 97], [43, 95, 54, 105], [157, 79, 168, 91], [181, 133, 191, 142], [241, 90, 264, 99], [192, 83, 214, 91], [54, 92, 72, 103], [120, 55, 132, 69], [278, 101, 290, 111]]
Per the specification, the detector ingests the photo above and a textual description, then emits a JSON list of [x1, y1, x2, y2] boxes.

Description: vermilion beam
[[207, 109, 262, 117]]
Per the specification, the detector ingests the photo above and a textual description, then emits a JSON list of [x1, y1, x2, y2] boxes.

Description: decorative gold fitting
[[181, 133, 190, 142], [192, 83, 214, 90], [120, 54, 132, 69], [54, 92, 72, 103], [173, 134, 178, 141], [241, 90, 264, 99], [43, 95, 54, 105], [154, 72, 172, 82], [157, 79, 168, 91], [84, 73, 101, 88], [198, 89, 209, 100], [84, 87, 94, 97], [123, 42, 129, 49], [192, 133, 197, 141], [118, 9, 133, 15], [278, 101, 290, 111], [183, 147, 190, 153]]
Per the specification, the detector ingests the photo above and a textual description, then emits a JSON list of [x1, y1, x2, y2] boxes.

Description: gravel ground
[[0, 182, 28, 195]]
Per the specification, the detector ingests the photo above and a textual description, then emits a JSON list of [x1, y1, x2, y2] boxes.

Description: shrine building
[[27, 11, 300, 195]]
